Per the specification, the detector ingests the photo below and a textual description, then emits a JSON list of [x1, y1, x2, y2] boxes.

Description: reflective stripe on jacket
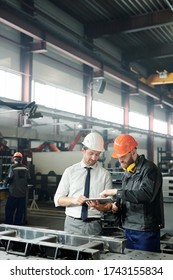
[[6, 163, 31, 197]]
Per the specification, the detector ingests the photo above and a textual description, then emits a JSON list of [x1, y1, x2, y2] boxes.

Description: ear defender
[[123, 163, 136, 174]]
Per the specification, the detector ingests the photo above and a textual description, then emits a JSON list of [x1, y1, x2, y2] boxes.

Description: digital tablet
[[84, 197, 114, 204]]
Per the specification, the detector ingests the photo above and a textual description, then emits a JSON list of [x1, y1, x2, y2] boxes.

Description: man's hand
[[86, 200, 112, 212], [100, 189, 117, 197], [112, 203, 119, 213], [58, 195, 87, 207]]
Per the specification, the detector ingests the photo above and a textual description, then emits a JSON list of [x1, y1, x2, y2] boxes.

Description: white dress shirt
[[54, 160, 112, 218]]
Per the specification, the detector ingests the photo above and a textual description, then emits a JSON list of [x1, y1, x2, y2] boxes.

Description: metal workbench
[[0, 224, 173, 260]]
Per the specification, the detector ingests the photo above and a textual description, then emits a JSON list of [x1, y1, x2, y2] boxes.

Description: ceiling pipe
[[164, 0, 173, 11]]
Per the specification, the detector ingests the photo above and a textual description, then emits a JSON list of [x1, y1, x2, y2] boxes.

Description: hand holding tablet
[[84, 197, 114, 204]]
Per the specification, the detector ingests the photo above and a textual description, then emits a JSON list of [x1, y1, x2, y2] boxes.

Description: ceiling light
[[92, 77, 106, 94], [77, 124, 82, 128]]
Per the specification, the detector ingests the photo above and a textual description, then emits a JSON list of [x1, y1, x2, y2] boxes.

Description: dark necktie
[[81, 167, 92, 221]]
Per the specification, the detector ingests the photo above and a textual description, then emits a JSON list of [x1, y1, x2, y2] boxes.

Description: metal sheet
[[1, 224, 173, 260], [0, 224, 126, 260]]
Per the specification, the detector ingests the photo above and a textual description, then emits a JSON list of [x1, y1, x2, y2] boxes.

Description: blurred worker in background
[[5, 152, 31, 225], [100, 134, 164, 252], [54, 132, 113, 235]]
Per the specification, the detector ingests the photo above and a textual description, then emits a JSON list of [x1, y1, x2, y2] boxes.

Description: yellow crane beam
[[147, 72, 173, 85]]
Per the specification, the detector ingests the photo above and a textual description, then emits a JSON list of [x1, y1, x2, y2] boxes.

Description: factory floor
[[1, 197, 173, 235]]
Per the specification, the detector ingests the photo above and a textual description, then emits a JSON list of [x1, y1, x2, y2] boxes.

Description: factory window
[[153, 119, 167, 134], [32, 81, 85, 115], [32, 82, 57, 108], [129, 112, 149, 130], [56, 88, 85, 115], [92, 100, 123, 124], [0, 70, 21, 100]]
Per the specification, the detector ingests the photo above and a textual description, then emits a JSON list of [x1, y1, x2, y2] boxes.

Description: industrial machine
[[0, 100, 42, 119]]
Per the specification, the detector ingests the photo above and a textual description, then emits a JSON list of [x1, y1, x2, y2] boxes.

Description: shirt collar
[[80, 160, 97, 169]]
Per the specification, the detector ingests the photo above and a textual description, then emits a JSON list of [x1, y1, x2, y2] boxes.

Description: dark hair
[[82, 145, 88, 151]]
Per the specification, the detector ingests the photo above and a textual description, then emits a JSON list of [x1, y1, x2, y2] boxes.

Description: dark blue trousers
[[125, 228, 161, 252], [5, 195, 26, 225]]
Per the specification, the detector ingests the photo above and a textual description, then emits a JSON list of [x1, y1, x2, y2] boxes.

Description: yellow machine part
[[147, 72, 173, 85]]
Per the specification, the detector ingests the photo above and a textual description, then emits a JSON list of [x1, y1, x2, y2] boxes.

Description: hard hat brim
[[82, 143, 104, 152], [112, 150, 128, 158]]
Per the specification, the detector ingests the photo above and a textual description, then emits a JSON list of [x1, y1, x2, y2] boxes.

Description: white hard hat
[[82, 132, 105, 152]]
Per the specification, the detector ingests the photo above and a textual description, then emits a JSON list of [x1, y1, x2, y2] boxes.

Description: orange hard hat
[[112, 134, 138, 158], [13, 152, 23, 158]]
